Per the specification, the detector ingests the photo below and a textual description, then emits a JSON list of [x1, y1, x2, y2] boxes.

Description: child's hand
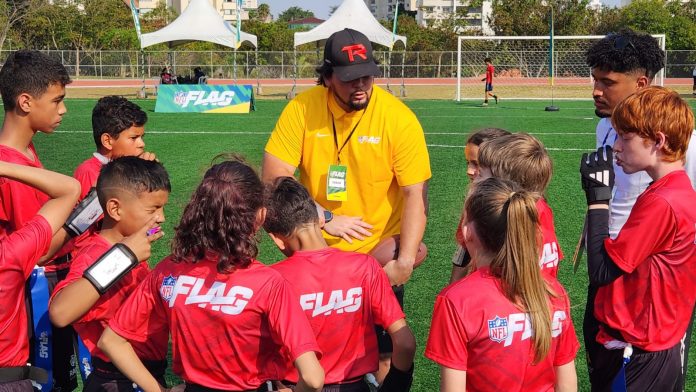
[[121, 216, 163, 262], [139, 151, 158, 162]]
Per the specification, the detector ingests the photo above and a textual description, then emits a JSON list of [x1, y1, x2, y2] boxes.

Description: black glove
[[378, 363, 413, 392], [580, 146, 614, 205]]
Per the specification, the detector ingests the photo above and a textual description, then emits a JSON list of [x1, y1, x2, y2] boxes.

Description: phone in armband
[[64, 188, 103, 237], [83, 244, 138, 294]]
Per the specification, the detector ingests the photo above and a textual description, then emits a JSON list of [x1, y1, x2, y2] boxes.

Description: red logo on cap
[[341, 44, 368, 62]]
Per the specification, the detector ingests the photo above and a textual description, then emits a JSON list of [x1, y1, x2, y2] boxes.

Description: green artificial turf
[[6, 97, 696, 391]]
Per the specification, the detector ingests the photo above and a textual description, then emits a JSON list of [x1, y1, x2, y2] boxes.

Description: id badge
[[327, 164, 348, 201]]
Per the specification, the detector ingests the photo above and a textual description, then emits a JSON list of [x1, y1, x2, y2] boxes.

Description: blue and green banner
[[155, 84, 255, 113]]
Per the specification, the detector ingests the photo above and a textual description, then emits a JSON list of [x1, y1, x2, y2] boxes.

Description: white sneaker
[[481, 102, 489, 106]]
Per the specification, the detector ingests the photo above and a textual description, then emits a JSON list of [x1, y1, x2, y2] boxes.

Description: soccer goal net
[[456, 35, 666, 101]]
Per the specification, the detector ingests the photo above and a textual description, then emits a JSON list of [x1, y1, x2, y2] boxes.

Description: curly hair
[[585, 29, 664, 80], [0, 50, 72, 110], [92, 96, 148, 149], [172, 157, 264, 273]]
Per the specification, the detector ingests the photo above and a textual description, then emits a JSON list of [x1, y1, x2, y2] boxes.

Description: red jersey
[[455, 199, 563, 277], [537, 198, 563, 278], [270, 248, 404, 384], [0, 143, 73, 272], [72, 155, 105, 252], [425, 267, 579, 391], [485, 64, 494, 83], [109, 257, 320, 390], [51, 232, 166, 361], [595, 170, 696, 351], [0, 215, 52, 366], [73, 155, 104, 200]]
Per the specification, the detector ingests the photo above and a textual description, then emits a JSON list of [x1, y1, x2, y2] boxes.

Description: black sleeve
[[586, 208, 625, 286]]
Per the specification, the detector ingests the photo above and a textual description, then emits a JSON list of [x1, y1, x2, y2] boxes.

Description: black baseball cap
[[323, 28, 381, 82]]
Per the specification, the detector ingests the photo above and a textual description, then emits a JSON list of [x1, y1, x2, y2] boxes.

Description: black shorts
[[284, 378, 369, 392], [588, 340, 682, 392], [0, 380, 33, 392], [375, 285, 404, 354], [84, 357, 167, 392], [43, 267, 79, 392], [485, 83, 493, 92]]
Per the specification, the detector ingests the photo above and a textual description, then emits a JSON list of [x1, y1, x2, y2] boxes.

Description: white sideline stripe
[[427, 144, 587, 151], [57, 130, 595, 136]]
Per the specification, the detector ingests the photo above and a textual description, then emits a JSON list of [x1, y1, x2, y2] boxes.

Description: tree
[[488, 0, 593, 36], [141, 1, 179, 31], [278, 6, 314, 22], [0, 0, 45, 49], [248, 3, 271, 22]]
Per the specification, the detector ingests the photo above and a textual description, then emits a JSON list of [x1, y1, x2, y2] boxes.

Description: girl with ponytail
[[425, 178, 579, 391]]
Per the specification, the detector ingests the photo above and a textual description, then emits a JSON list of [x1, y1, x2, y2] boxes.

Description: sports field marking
[[425, 144, 588, 151], [57, 130, 596, 136]]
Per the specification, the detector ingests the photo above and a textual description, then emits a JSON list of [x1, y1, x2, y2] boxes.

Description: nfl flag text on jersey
[[161, 274, 253, 315]]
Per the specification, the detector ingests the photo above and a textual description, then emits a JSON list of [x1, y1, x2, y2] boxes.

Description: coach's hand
[[323, 215, 373, 244], [121, 216, 164, 262], [580, 146, 614, 205]]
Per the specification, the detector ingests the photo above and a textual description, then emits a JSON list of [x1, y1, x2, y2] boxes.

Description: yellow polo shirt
[[265, 85, 431, 253]]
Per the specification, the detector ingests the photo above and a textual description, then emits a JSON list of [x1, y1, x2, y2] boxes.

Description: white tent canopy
[[293, 0, 406, 49], [140, 0, 257, 49]]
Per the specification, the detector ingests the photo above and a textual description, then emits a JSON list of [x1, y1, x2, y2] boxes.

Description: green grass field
[[11, 97, 696, 391]]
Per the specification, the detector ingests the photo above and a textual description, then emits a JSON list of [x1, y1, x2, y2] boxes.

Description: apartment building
[[364, 0, 492, 34], [137, 0, 258, 22], [364, 0, 417, 21]]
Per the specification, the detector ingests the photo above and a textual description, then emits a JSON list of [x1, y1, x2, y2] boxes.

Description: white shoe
[[481, 102, 489, 106]]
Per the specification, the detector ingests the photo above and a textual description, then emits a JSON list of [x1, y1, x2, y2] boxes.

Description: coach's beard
[[333, 89, 371, 112], [595, 109, 611, 118]]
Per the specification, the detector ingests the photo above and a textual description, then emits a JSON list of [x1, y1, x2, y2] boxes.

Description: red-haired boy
[[581, 86, 696, 389]]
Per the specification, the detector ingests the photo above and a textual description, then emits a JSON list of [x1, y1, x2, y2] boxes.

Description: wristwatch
[[323, 210, 334, 225]]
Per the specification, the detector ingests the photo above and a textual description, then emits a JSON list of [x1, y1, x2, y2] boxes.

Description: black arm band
[[378, 363, 414, 392], [452, 246, 471, 267], [586, 209, 625, 286], [64, 188, 103, 237], [83, 244, 139, 295]]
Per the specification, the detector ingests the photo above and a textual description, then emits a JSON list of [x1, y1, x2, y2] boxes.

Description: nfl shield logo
[[160, 275, 177, 301], [488, 315, 508, 343], [173, 91, 186, 106]]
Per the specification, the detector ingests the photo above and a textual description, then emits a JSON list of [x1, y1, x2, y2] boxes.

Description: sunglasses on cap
[[608, 33, 637, 52]]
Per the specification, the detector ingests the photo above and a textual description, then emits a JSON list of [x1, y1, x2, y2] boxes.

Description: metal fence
[[0, 49, 694, 79]]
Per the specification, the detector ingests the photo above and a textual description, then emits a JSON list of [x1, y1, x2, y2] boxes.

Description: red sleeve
[[74, 161, 100, 200], [109, 270, 167, 343], [1, 215, 52, 277], [424, 295, 469, 371], [604, 195, 675, 273], [50, 252, 91, 302], [367, 256, 405, 329], [552, 288, 580, 366], [265, 275, 321, 361]]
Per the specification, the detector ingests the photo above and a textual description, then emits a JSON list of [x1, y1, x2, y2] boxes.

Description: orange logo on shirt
[[341, 44, 368, 62]]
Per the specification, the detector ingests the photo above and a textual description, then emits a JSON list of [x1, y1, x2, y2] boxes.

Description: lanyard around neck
[[331, 110, 365, 164]]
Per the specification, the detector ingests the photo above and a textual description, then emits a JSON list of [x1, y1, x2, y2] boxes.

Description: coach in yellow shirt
[[263, 28, 430, 383]]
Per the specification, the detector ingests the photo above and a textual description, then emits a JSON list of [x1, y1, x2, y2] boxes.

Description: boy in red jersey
[[452, 132, 564, 280], [481, 57, 498, 106], [0, 49, 80, 391], [0, 163, 79, 390], [426, 178, 578, 391], [264, 177, 416, 392], [450, 128, 510, 283], [98, 158, 324, 392], [49, 157, 169, 391], [71, 96, 156, 251], [581, 86, 696, 390]]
